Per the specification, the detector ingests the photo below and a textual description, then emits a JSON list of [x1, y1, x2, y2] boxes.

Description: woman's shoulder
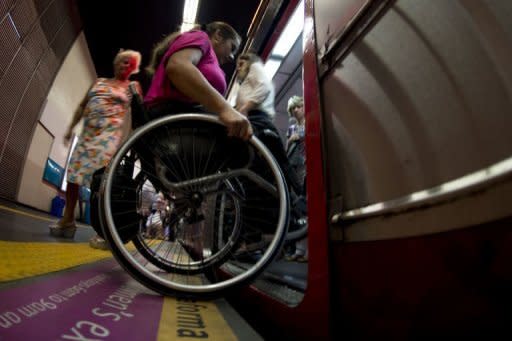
[[172, 30, 211, 52], [248, 62, 270, 81], [175, 30, 209, 44], [94, 78, 110, 86], [250, 61, 265, 71], [87, 78, 106, 92], [182, 29, 209, 39]]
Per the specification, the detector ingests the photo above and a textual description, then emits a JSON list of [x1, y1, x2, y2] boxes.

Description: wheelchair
[[96, 112, 298, 297]]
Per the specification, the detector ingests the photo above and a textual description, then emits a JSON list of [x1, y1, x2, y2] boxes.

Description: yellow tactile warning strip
[[157, 296, 238, 340], [0, 240, 112, 282], [0, 203, 88, 227], [0, 203, 245, 339]]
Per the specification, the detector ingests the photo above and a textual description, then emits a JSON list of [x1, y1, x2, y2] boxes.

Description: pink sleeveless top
[[144, 30, 226, 107]]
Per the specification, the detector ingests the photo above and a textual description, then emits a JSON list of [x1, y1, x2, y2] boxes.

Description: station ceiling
[[76, 0, 262, 90]]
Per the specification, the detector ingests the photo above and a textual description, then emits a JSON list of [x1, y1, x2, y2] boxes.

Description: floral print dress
[[66, 78, 132, 187]]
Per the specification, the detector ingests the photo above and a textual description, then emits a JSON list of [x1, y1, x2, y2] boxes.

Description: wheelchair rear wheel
[[100, 114, 289, 297]]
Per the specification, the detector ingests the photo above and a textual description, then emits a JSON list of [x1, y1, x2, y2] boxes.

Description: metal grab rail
[[331, 156, 512, 223], [155, 159, 278, 196]]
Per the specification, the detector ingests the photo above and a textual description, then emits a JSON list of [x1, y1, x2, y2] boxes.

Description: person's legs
[[60, 183, 79, 226], [244, 112, 306, 240], [286, 237, 308, 262], [295, 237, 308, 259], [248, 111, 303, 195], [247, 111, 307, 238], [50, 183, 79, 238]]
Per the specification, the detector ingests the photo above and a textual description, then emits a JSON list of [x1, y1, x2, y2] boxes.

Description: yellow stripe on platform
[[157, 296, 238, 341], [0, 204, 88, 227], [0, 240, 112, 282]]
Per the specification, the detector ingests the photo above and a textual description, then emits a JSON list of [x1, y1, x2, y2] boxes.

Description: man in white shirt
[[234, 53, 306, 248], [235, 53, 302, 193], [235, 54, 275, 117]]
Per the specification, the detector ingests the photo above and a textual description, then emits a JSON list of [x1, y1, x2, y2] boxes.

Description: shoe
[[237, 240, 267, 253], [89, 235, 109, 250], [285, 253, 308, 262], [49, 222, 77, 238], [296, 255, 308, 263], [285, 254, 300, 261]]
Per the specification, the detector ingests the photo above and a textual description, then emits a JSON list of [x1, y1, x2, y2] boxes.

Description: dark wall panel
[[0, 0, 81, 199]]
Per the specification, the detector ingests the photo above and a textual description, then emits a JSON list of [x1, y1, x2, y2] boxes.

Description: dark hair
[[145, 21, 241, 76]]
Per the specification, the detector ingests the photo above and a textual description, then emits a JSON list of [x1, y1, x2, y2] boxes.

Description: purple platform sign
[[0, 260, 164, 340]]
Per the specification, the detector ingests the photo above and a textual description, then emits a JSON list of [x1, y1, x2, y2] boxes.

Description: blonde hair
[[287, 95, 304, 116], [114, 49, 142, 74], [145, 21, 241, 76]]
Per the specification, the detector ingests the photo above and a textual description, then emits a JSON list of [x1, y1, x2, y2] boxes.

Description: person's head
[[236, 52, 261, 82], [204, 22, 241, 65], [146, 21, 241, 76], [113, 49, 141, 80], [287, 95, 305, 122]]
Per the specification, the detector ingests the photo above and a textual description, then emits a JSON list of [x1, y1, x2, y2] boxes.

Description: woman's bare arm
[[64, 85, 91, 143], [165, 48, 252, 139]]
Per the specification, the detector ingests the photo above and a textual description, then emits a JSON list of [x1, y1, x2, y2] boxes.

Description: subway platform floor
[[0, 199, 262, 340]]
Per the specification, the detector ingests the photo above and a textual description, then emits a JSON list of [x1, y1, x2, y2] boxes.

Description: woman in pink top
[[144, 22, 252, 140]]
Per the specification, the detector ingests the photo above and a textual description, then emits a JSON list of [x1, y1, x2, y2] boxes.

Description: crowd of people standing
[[50, 21, 308, 262]]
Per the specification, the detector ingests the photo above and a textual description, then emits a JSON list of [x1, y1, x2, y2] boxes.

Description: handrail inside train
[[334, 155, 512, 222]]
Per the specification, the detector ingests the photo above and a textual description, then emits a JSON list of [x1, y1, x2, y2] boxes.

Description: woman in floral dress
[[50, 50, 142, 249]]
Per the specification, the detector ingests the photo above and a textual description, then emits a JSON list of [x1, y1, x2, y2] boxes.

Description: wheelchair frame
[[99, 113, 291, 296]]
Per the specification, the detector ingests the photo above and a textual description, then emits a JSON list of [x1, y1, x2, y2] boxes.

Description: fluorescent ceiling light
[[181, 0, 199, 32], [263, 59, 282, 79], [181, 22, 196, 32], [264, 0, 304, 80], [271, 0, 304, 57]]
